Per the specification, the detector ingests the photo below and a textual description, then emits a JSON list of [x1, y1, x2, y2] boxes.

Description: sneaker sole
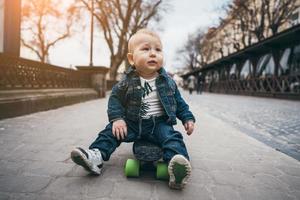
[[168, 155, 191, 189], [71, 149, 101, 175]]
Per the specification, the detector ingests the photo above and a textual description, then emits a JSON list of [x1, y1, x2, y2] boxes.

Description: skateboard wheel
[[156, 162, 169, 180], [125, 159, 140, 177]]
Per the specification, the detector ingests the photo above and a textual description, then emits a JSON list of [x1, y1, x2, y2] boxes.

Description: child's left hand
[[184, 120, 194, 136]]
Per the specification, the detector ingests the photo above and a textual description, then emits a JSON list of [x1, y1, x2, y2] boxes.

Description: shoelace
[[89, 149, 102, 161]]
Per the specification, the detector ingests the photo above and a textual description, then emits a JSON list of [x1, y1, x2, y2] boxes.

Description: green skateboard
[[124, 140, 169, 180]]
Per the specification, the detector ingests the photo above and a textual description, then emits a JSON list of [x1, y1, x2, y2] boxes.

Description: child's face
[[127, 33, 163, 78]]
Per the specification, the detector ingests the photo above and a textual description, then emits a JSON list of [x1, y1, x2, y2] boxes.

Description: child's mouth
[[147, 60, 157, 65]]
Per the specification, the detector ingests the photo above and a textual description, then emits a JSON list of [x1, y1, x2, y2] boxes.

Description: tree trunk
[[109, 63, 118, 81], [109, 56, 124, 80], [270, 24, 279, 35]]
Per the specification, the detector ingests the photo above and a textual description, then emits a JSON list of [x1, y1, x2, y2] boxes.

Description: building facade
[[200, 0, 300, 65]]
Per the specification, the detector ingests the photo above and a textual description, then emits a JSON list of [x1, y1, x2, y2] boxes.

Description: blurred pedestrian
[[196, 72, 203, 94], [187, 75, 196, 94]]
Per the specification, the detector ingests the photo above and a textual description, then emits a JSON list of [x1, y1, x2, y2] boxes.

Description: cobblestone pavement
[[185, 92, 300, 161], [0, 91, 299, 199]]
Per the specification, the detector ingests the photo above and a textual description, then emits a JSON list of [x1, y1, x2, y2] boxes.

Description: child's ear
[[127, 53, 134, 65]]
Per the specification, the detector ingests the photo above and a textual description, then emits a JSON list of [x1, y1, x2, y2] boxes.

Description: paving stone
[[209, 170, 254, 187], [201, 159, 232, 172], [8, 193, 38, 200], [153, 181, 212, 200], [189, 93, 300, 161], [42, 177, 95, 198], [211, 185, 241, 200], [0, 175, 52, 193], [276, 165, 300, 177], [246, 174, 290, 191], [237, 187, 296, 200], [0, 192, 10, 200], [20, 160, 74, 177], [84, 178, 115, 199], [230, 163, 284, 177], [111, 180, 154, 200], [189, 168, 214, 186], [0, 160, 26, 176], [278, 175, 300, 192]]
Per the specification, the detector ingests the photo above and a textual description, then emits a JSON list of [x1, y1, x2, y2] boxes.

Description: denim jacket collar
[[125, 65, 169, 79]]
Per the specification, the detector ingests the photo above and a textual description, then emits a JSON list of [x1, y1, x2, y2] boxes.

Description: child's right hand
[[112, 119, 127, 140]]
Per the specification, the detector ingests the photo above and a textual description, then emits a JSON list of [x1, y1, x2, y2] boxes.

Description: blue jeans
[[89, 115, 189, 162]]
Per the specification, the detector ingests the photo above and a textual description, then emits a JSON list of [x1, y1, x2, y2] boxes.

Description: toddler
[[71, 29, 195, 190]]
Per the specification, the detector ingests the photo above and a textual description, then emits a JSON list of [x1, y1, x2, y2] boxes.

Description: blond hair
[[128, 29, 161, 53]]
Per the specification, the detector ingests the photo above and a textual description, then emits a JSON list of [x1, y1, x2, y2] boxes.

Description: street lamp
[[89, 0, 94, 66], [76, 0, 109, 98]]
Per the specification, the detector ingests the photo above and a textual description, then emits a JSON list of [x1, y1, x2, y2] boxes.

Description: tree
[[21, 0, 79, 63], [228, 0, 267, 43], [200, 27, 219, 65], [226, 2, 253, 48], [223, 22, 242, 52], [177, 29, 206, 70], [79, 0, 168, 80], [265, 0, 298, 35], [228, 0, 299, 44]]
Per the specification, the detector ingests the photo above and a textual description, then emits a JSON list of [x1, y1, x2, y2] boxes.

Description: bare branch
[[21, 0, 78, 63]]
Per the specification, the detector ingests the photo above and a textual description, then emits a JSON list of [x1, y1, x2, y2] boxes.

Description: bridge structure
[[183, 25, 300, 100]]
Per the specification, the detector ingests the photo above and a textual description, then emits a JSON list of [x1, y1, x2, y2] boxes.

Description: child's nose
[[149, 49, 156, 57]]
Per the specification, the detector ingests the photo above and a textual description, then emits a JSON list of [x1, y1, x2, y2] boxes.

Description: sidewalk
[[0, 92, 299, 200]]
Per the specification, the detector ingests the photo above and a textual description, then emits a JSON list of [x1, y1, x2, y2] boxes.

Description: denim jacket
[[107, 66, 195, 125]]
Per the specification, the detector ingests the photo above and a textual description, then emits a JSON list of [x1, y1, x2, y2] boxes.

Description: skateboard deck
[[124, 140, 169, 180]]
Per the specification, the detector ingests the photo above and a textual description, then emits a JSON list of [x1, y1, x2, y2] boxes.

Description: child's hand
[[112, 119, 127, 140], [184, 120, 194, 136]]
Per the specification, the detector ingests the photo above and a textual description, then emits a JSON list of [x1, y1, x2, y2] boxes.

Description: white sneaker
[[168, 154, 192, 190], [71, 147, 103, 175]]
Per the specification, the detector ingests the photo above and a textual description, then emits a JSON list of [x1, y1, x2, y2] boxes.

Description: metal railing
[[204, 75, 300, 98], [0, 53, 91, 89]]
